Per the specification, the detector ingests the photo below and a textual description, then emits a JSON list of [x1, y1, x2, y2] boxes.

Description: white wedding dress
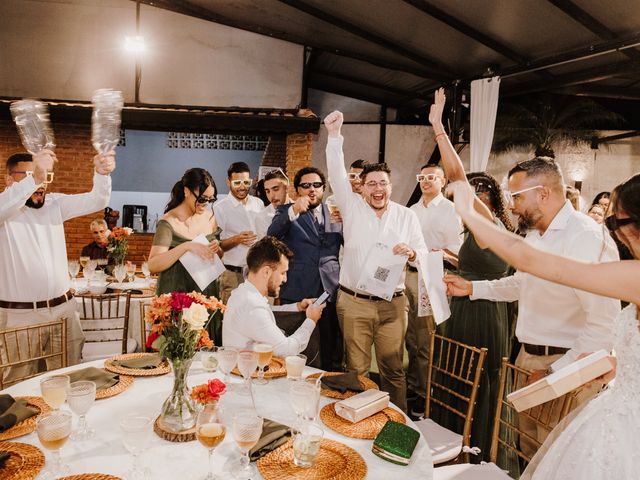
[[522, 304, 640, 480]]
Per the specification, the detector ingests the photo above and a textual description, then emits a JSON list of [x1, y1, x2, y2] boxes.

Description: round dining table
[[3, 359, 434, 479]]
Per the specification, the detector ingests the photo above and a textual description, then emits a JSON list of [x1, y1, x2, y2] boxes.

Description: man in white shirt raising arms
[[0, 149, 115, 381], [214, 162, 265, 303], [324, 111, 427, 412], [222, 236, 324, 357]]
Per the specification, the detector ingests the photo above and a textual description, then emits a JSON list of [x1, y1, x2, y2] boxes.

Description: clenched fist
[[94, 150, 116, 175], [324, 111, 343, 138]]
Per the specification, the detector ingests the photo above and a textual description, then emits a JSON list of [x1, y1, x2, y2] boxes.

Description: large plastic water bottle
[[10, 99, 55, 154], [91, 89, 124, 155]]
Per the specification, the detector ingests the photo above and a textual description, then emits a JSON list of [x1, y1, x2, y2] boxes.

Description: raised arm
[[451, 181, 640, 305], [429, 88, 493, 222], [324, 111, 355, 214]]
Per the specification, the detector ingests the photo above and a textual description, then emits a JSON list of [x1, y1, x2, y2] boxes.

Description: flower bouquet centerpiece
[[191, 379, 227, 407], [107, 226, 132, 266], [145, 292, 225, 433]]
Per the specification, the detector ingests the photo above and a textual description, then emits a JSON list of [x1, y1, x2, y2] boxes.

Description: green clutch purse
[[372, 420, 420, 466]]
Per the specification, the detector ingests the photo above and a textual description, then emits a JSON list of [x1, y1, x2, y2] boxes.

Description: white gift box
[[335, 389, 390, 423]]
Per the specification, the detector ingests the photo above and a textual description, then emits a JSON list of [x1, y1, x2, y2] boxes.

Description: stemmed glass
[[37, 411, 72, 479], [141, 261, 151, 286], [120, 412, 153, 480], [232, 409, 263, 480], [289, 378, 321, 425], [40, 375, 70, 410], [114, 264, 127, 284], [126, 262, 137, 283], [254, 343, 273, 385], [79, 256, 90, 271], [68, 380, 96, 440], [68, 260, 80, 288], [217, 347, 238, 385], [237, 350, 259, 395], [196, 403, 226, 480]]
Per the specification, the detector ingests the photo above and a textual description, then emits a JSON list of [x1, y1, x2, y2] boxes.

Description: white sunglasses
[[416, 173, 439, 183], [503, 185, 543, 204]]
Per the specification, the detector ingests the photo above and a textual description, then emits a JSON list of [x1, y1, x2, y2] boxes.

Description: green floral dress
[[152, 219, 223, 344]]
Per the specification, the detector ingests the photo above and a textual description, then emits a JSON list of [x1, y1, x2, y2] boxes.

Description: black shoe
[[410, 396, 426, 418], [406, 389, 420, 403]]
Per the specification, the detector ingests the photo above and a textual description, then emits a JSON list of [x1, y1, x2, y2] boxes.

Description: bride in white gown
[[448, 174, 640, 480]]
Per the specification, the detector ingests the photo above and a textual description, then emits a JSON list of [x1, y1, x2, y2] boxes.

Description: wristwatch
[[545, 366, 555, 376]]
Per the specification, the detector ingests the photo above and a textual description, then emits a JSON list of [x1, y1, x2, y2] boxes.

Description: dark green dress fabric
[[153, 219, 223, 345]]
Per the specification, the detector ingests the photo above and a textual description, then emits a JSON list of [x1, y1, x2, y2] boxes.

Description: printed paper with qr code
[[355, 242, 407, 300]]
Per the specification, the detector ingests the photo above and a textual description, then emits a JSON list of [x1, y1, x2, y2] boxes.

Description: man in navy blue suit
[[268, 166, 344, 370]]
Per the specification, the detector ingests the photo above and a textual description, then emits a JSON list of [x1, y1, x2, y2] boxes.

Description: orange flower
[[191, 384, 210, 404], [196, 329, 214, 350], [189, 291, 226, 313]]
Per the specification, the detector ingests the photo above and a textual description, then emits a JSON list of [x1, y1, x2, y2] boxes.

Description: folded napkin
[[0, 451, 10, 469], [0, 395, 15, 415], [335, 389, 389, 423], [68, 367, 120, 390], [249, 419, 292, 462], [0, 398, 39, 432], [111, 354, 162, 369], [321, 371, 364, 393]]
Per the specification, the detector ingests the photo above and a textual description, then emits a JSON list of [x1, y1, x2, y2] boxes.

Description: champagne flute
[[68, 381, 96, 441], [40, 375, 70, 410], [254, 343, 273, 385], [237, 350, 259, 395], [120, 413, 153, 480], [68, 260, 80, 288], [114, 263, 127, 284], [196, 403, 226, 480], [37, 411, 72, 479], [217, 347, 238, 385], [126, 262, 137, 283], [141, 261, 151, 285], [232, 410, 263, 480]]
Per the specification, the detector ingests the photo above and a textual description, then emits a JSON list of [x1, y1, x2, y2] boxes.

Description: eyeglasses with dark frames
[[196, 196, 216, 205], [298, 182, 324, 189], [605, 215, 635, 232]]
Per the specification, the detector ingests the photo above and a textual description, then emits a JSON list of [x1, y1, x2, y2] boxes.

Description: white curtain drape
[[470, 77, 501, 172]]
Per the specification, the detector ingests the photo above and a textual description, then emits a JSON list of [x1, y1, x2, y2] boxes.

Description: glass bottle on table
[[37, 411, 72, 479], [253, 343, 273, 385], [196, 403, 226, 480]]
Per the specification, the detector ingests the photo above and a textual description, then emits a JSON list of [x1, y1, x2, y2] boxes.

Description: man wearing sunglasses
[[213, 162, 265, 304], [323, 110, 427, 412], [268, 166, 343, 371], [1, 149, 116, 381], [445, 156, 620, 453], [406, 164, 462, 416]]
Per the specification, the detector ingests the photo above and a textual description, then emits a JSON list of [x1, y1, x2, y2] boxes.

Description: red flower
[[207, 379, 226, 401], [146, 331, 160, 350], [170, 292, 194, 310]]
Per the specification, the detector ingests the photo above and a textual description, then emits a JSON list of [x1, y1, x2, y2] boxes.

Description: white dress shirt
[[471, 201, 620, 370], [222, 281, 316, 357], [213, 194, 264, 267], [255, 203, 276, 239], [410, 193, 462, 253], [0, 172, 112, 302], [326, 135, 427, 293]]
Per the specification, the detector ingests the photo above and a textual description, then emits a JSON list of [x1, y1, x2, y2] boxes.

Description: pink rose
[[207, 378, 226, 400], [170, 292, 194, 310]]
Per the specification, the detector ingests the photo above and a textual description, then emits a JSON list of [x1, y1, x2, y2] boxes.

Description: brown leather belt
[[407, 265, 418, 272], [523, 343, 570, 356], [224, 265, 243, 273], [0, 290, 74, 310], [338, 285, 404, 302]]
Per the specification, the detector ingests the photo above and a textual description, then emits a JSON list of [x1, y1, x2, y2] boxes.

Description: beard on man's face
[[26, 191, 46, 209]]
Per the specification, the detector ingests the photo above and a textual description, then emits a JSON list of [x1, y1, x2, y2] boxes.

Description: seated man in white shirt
[[222, 236, 325, 357]]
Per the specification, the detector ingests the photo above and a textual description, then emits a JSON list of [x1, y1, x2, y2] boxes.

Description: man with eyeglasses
[[80, 218, 111, 260], [0, 149, 115, 381], [445, 156, 620, 453], [406, 164, 462, 416], [213, 162, 265, 304], [268, 166, 343, 370], [324, 111, 427, 412], [255, 169, 292, 238]]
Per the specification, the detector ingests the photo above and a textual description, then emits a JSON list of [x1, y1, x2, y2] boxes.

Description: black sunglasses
[[196, 196, 216, 205], [605, 215, 635, 232], [298, 182, 324, 189]]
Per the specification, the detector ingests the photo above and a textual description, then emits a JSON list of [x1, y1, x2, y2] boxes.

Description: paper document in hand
[[507, 350, 614, 412], [356, 242, 407, 301], [178, 234, 226, 291], [416, 251, 451, 325]]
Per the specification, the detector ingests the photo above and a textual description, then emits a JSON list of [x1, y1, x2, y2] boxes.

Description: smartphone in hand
[[311, 291, 330, 307]]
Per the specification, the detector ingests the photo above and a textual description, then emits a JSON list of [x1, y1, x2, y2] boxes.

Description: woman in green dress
[[148, 168, 224, 343]]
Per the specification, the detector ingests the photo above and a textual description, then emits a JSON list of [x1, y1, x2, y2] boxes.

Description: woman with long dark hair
[[450, 174, 640, 480], [148, 168, 223, 341]]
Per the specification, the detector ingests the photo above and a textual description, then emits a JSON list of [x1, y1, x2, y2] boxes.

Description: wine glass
[[114, 264, 127, 284], [68, 260, 80, 288], [253, 343, 273, 385], [79, 256, 90, 271], [37, 411, 72, 479], [237, 350, 259, 395], [126, 262, 137, 283], [196, 403, 226, 480], [232, 409, 263, 480], [68, 381, 96, 441], [120, 412, 153, 480], [289, 378, 321, 424], [141, 261, 151, 285], [217, 347, 238, 385], [40, 375, 70, 410]]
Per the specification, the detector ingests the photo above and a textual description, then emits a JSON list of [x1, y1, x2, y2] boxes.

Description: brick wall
[[285, 133, 313, 197]]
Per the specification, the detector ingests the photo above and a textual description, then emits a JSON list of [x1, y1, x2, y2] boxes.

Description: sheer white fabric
[[523, 304, 640, 480], [470, 77, 501, 172]]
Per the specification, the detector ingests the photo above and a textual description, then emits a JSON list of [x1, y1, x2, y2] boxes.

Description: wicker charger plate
[[95, 374, 134, 400], [59, 475, 121, 480], [104, 353, 170, 377], [231, 357, 286, 379], [319, 402, 405, 439], [0, 397, 51, 441], [257, 438, 367, 480], [0, 441, 45, 480], [153, 415, 196, 442], [306, 372, 379, 399]]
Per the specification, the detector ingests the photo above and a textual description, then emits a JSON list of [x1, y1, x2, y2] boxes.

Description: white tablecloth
[[3, 361, 434, 479]]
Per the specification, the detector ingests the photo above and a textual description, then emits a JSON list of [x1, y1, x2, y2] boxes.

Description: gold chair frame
[[76, 292, 132, 355]]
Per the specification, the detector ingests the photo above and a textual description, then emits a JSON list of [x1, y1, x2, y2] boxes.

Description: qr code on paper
[[374, 267, 390, 282]]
